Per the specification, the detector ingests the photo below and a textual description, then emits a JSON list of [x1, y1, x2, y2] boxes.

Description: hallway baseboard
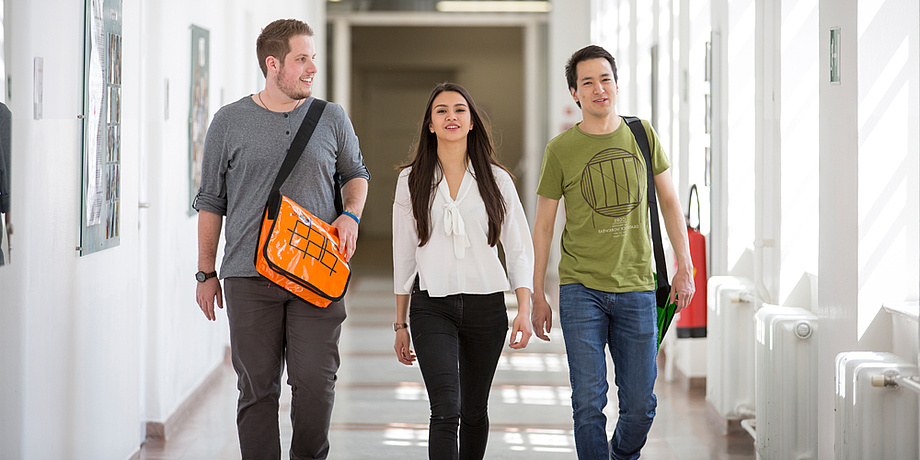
[[673, 363, 706, 392], [705, 399, 751, 437], [146, 345, 232, 441]]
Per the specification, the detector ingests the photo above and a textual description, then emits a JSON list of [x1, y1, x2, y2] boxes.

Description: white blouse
[[392, 165, 534, 297]]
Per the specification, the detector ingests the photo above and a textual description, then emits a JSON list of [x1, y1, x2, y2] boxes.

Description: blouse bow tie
[[443, 201, 471, 259]]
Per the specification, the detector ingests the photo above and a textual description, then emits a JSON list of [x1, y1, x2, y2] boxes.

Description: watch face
[[196, 271, 206, 282]]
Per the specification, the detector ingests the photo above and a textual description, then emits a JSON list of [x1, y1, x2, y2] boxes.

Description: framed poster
[[80, 0, 122, 255], [189, 25, 209, 214]]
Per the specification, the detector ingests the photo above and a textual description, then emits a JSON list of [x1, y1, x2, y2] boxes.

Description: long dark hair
[[400, 82, 510, 247]]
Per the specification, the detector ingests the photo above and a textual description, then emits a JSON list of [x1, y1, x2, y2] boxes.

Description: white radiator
[[835, 351, 919, 460], [705, 276, 756, 420], [753, 305, 818, 460]]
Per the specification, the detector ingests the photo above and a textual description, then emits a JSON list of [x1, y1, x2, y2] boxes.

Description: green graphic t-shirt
[[536, 118, 670, 293]]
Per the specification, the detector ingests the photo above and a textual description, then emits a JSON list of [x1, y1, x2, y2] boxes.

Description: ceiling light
[[436, 1, 552, 13]]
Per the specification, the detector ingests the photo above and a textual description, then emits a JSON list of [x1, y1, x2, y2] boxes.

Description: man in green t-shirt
[[532, 45, 695, 460]]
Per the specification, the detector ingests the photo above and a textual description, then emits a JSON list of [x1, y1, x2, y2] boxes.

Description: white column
[[818, 1, 858, 458], [332, 18, 351, 115], [710, 0, 727, 278], [549, 0, 590, 136], [753, 0, 781, 304], [522, 20, 540, 218]]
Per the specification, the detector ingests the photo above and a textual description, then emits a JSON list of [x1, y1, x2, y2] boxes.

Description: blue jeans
[[559, 284, 658, 460], [409, 283, 508, 460]]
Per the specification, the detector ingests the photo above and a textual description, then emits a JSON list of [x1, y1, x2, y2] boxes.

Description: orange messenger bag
[[254, 99, 351, 307]]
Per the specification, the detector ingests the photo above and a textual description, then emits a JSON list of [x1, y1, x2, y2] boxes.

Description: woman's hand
[[394, 329, 417, 365], [509, 312, 533, 349]]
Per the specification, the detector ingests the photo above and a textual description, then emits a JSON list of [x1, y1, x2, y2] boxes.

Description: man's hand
[[653, 169, 696, 314], [196, 278, 223, 321], [332, 214, 359, 262], [196, 210, 223, 320], [531, 292, 554, 341], [670, 266, 695, 314]]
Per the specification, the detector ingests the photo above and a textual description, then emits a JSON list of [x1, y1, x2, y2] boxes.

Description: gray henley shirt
[[193, 96, 370, 279]]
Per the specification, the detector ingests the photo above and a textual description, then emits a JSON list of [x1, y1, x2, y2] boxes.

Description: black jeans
[[410, 284, 508, 460]]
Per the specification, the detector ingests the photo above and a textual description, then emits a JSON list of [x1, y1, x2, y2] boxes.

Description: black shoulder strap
[[623, 116, 669, 291], [266, 99, 328, 218]]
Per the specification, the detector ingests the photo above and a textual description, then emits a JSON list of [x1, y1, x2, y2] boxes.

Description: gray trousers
[[224, 277, 347, 460]]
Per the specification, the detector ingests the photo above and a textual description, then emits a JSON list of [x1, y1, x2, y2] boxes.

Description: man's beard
[[275, 70, 310, 100]]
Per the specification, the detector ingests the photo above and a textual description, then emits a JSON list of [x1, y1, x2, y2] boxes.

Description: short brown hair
[[256, 19, 314, 77]]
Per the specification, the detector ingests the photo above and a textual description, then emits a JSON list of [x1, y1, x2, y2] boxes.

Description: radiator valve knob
[[794, 321, 812, 339], [871, 371, 901, 388]]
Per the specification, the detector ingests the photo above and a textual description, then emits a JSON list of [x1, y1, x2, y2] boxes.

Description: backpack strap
[[622, 116, 669, 292]]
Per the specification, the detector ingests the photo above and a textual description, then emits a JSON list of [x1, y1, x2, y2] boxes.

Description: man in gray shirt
[[193, 19, 369, 460]]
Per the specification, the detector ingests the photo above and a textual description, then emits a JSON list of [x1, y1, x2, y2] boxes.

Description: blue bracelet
[[342, 210, 360, 225]]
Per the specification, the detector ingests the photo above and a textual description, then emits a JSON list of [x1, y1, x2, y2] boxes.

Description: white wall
[[0, 0, 324, 458], [718, 0, 755, 278], [0, 0, 142, 457], [855, 0, 919, 336], [850, 2, 920, 451], [779, 0, 819, 306]]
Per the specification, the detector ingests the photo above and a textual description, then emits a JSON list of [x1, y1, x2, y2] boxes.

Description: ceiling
[[327, 0, 552, 13]]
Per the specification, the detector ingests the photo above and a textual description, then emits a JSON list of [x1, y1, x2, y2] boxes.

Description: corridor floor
[[138, 264, 755, 459]]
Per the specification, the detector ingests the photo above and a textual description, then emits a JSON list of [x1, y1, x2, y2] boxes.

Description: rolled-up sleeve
[[332, 104, 370, 185], [392, 170, 418, 294], [498, 171, 534, 293], [192, 110, 230, 215]]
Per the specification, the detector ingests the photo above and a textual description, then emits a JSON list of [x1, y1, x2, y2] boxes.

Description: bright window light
[[436, 1, 552, 13]]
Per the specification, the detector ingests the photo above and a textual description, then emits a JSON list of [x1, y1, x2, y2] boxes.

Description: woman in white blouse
[[392, 82, 535, 459]]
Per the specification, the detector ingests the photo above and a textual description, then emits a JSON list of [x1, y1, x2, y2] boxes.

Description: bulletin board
[[80, 0, 122, 256], [188, 25, 210, 214]]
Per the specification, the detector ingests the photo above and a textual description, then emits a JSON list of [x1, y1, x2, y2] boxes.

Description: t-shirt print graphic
[[580, 147, 642, 226]]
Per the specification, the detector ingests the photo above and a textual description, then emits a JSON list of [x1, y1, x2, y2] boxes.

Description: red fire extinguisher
[[677, 184, 707, 338]]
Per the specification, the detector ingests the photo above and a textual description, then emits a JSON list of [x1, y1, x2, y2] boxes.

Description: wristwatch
[[394, 322, 409, 331], [196, 270, 217, 283]]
